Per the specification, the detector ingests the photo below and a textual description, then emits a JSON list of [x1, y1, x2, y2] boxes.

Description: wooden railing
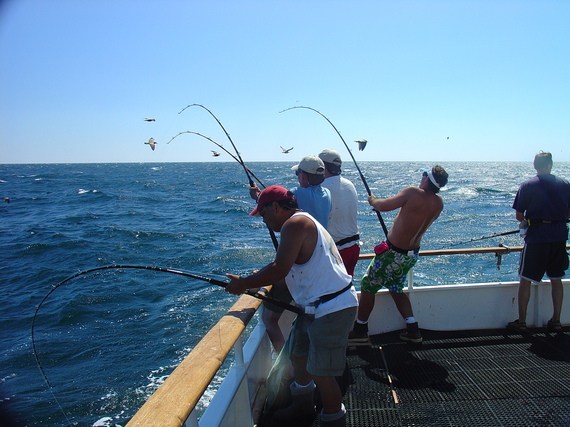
[[359, 244, 527, 259], [126, 289, 266, 427]]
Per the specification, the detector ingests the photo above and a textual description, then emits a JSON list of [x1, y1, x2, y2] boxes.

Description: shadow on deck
[[261, 327, 570, 426]]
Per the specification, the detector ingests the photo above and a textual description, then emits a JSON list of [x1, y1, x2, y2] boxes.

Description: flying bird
[[280, 146, 294, 154], [144, 118, 156, 122], [211, 150, 221, 157], [144, 137, 157, 151], [355, 139, 367, 151]]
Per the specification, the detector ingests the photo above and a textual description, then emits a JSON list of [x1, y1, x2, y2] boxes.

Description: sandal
[[507, 319, 527, 331], [547, 319, 562, 332]]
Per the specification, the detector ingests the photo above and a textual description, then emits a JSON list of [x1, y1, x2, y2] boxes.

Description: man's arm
[[226, 216, 309, 295], [369, 187, 414, 212]]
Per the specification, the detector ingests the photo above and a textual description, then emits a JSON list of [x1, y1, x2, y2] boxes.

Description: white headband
[[426, 169, 440, 188]]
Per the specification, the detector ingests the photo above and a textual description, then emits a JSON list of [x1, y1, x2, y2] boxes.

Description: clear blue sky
[[1, 0, 569, 164]]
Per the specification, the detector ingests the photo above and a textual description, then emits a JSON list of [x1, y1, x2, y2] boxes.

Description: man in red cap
[[226, 185, 357, 427]]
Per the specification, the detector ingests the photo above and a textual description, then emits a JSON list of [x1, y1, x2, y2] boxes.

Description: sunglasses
[[259, 203, 272, 217]]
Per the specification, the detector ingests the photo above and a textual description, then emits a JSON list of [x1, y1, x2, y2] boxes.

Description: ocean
[[1, 161, 569, 426]]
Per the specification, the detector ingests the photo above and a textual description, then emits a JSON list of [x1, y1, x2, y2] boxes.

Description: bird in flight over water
[[145, 138, 157, 151], [280, 146, 294, 154], [212, 150, 221, 157], [144, 118, 156, 122], [355, 139, 367, 151]]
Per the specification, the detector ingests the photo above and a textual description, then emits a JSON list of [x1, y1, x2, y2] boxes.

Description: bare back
[[378, 186, 443, 250]]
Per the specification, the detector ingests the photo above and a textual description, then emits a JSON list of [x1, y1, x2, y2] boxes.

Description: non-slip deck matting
[[260, 327, 570, 426]]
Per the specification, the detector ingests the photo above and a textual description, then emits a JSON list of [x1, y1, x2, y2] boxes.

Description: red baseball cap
[[250, 185, 295, 216]]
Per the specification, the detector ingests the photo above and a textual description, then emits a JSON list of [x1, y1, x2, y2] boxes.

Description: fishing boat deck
[[260, 327, 570, 427]]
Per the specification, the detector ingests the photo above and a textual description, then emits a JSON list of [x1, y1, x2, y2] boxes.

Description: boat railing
[[126, 286, 270, 427], [361, 244, 529, 289], [126, 244, 570, 426]]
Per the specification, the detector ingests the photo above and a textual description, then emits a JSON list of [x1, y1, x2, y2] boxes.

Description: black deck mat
[[258, 327, 570, 426]]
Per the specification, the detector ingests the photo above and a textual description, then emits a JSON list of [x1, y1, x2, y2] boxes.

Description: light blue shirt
[[290, 185, 332, 229]]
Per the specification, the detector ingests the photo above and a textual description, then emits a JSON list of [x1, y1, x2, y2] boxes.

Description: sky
[[0, 0, 569, 164]]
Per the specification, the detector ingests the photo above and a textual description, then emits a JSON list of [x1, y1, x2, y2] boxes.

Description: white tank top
[[285, 212, 358, 318]]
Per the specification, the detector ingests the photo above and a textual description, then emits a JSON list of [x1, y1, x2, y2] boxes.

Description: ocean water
[[1, 161, 569, 426]]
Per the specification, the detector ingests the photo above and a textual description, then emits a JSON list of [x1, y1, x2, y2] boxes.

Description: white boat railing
[[126, 244, 570, 427]]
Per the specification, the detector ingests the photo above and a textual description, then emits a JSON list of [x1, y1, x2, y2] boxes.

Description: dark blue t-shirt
[[512, 173, 570, 243]]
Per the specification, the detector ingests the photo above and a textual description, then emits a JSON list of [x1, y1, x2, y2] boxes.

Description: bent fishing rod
[[31, 265, 302, 427], [280, 106, 389, 237], [167, 131, 266, 188], [179, 104, 255, 188], [179, 104, 279, 250]]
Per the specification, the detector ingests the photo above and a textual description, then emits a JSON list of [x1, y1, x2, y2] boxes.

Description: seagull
[[144, 118, 156, 122], [211, 150, 221, 157], [144, 137, 157, 151], [2, 197, 9, 203], [355, 139, 367, 151], [280, 146, 294, 154]]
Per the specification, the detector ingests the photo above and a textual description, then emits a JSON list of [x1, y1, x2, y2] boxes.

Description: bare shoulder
[[282, 212, 313, 231], [396, 186, 423, 200]]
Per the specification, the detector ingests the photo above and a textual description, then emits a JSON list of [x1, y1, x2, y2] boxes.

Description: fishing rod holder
[[495, 244, 512, 270]]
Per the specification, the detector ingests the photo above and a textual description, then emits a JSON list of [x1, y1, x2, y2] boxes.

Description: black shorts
[[262, 282, 292, 314], [519, 241, 569, 282]]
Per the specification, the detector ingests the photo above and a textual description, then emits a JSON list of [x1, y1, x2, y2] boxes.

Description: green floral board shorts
[[360, 248, 418, 294]]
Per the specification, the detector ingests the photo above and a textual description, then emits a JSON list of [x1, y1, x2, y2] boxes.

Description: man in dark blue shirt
[[508, 152, 570, 332]]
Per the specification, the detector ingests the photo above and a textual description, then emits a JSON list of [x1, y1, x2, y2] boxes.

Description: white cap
[[291, 155, 325, 175]]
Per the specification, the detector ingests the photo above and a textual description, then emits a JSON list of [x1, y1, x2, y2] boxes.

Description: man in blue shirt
[[508, 152, 570, 332], [290, 155, 332, 229]]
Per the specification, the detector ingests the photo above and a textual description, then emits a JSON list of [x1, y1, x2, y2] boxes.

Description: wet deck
[[260, 327, 570, 426]]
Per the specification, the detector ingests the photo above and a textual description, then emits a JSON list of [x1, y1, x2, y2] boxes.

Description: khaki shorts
[[290, 306, 357, 377]]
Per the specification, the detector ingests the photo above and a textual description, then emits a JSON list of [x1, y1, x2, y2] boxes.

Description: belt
[[335, 234, 360, 247], [387, 239, 419, 255], [302, 282, 353, 316], [528, 218, 569, 226]]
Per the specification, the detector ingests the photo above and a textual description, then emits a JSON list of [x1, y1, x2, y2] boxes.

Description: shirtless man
[[349, 166, 448, 343], [226, 185, 357, 426]]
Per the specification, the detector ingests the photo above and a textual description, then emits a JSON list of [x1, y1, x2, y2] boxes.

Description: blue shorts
[[519, 241, 569, 282]]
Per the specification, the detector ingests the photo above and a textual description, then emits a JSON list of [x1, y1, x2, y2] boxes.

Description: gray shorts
[[290, 306, 357, 377]]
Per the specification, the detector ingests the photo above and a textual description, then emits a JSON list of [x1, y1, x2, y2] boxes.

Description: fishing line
[[32, 264, 303, 426], [167, 131, 266, 188], [179, 104, 279, 250], [443, 229, 519, 248], [279, 106, 389, 238]]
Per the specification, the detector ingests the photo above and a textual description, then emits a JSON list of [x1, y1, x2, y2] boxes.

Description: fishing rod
[[167, 131, 266, 188], [444, 229, 519, 248], [445, 218, 570, 248], [179, 104, 279, 250], [179, 104, 255, 188], [280, 106, 389, 237], [31, 265, 303, 426]]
